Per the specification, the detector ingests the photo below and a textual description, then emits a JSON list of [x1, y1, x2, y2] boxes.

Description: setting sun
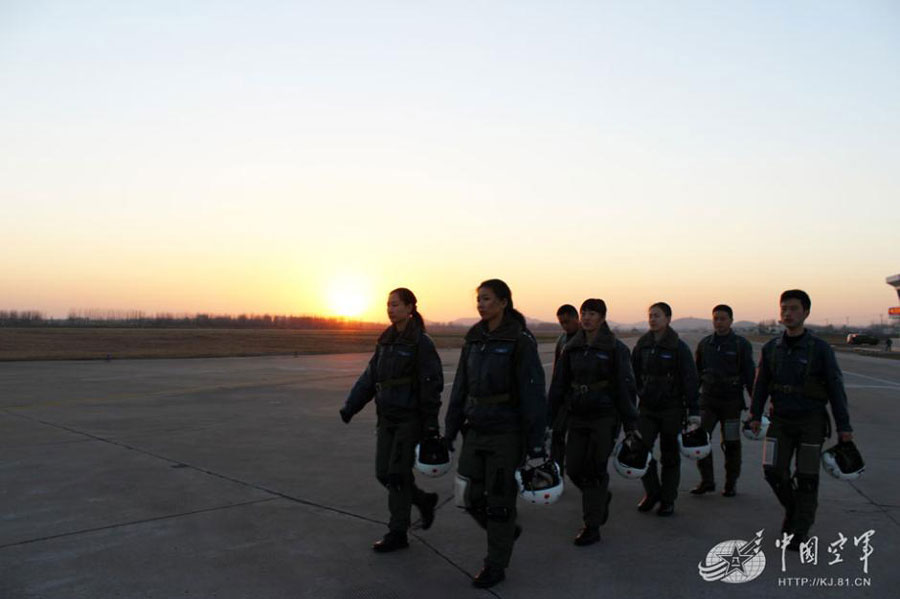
[[326, 276, 373, 318]]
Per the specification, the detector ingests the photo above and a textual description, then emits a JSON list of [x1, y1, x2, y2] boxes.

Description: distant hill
[[609, 318, 758, 332], [671, 317, 712, 331], [449, 318, 479, 327], [441, 317, 758, 333]]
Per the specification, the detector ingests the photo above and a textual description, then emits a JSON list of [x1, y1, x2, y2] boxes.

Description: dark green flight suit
[[342, 319, 443, 534], [550, 330, 579, 475], [632, 327, 700, 505], [444, 314, 547, 570], [548, 324, 638, 528], [694, 331, 755, 488], [750, 330, 852, 540]]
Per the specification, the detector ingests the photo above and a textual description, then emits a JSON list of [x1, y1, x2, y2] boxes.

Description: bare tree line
[[0, 310, 387, 330]]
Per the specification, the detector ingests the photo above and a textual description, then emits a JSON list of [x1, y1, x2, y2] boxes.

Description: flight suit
[[343, 319, 444, 534], [548, 325, 638, 528], [694, 331, 755, 489], [445, 314, 547, 570], [632, 327, 700, 505], [750, 330, 852, 540]]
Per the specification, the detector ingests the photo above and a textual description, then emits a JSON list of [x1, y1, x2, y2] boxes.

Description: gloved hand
[[686, 415, 701, 432], [525, 445, 547, 468], [747, 418, 761, 435], [528, 445, 546, 459], [623, 429, 643, 451], [339, 408, 352, 424]]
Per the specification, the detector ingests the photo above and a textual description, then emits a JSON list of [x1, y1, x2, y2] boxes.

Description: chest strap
[[375, 377, 413, 392], [571, 381, 610, 394], [467, 393, 511, 405]]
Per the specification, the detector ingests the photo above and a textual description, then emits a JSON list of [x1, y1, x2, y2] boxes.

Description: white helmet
[[414, 437, 451, 478], [515, 459, 564, 505], [678, 427, 711, 460], [614, 431, 651, 479], [822, 441, 865, 481], [742, 416, 770, 441]]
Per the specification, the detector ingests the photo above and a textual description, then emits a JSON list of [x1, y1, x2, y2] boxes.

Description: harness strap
[[468, 393, 512, 405], [571, 381, 610, 394], [375, 377, 413, 392]]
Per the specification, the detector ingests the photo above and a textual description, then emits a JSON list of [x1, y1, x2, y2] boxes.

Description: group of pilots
[[339, 279, 858, 589]]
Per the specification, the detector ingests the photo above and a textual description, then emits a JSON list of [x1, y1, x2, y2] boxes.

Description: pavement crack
[[0, 498, 276, 550], [6, 411, 389, 528], [0, 371, 360, 410], [849, 482, 900, 527], [409, 497, 502, 597], [5, 411, 499, 592]]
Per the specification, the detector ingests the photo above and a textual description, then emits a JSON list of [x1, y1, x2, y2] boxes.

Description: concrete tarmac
[[1, 336, 897, 598]]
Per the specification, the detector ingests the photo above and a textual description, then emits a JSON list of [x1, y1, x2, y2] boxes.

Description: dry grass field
[[0, 328, 564, 361]]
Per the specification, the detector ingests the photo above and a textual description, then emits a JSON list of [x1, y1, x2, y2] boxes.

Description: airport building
[[888, 274, 900, 322]]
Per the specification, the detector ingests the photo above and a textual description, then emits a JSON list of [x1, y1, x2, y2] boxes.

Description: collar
[[566, 323, 616, 351], [775, 329, 810, 349], [639, 326, 679, 350], [465, 313, 522, 343], [379, 318, 421, 344], [707, 330, 736, 345]]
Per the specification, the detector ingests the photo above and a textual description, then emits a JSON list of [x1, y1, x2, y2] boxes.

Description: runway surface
[[1, 335, 897, 598]]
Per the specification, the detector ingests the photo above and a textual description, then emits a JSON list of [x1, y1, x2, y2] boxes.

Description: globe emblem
[[698, 531, 766, 584]]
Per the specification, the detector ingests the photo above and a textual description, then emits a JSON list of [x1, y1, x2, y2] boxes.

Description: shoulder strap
[[699, 338, 712, 371], [805, 339, 816, 381], [769, 340, 777, 377]]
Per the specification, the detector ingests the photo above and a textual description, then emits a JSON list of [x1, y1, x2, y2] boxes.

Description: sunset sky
[[2, 2, 899, 325]]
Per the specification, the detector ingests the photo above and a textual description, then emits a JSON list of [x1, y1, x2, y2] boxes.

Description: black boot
[[574, 526, 601, 546], [416, 492, 439, 530], [637, 493, 660, 512], [372, 531, 409, 553], [722, 481, 736, 497], [472, 565, 505, 588], [690, 481, 715, 495], [656, 502, 675, 516]]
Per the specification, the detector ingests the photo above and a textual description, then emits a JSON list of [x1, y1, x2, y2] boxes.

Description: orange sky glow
[[2, 3, 898, 327]]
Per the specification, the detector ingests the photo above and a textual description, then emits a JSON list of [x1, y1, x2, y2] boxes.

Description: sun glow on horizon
[[325, 275, 374, 319]]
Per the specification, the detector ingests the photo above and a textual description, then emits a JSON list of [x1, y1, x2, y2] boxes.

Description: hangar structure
[[888, 274, 900, 321]]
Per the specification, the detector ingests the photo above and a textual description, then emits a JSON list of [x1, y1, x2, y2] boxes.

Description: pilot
[[444, 279, 547, 589], [691, 304, 755, 497], [748, 289, 855, 551], [340, 288, 443, 553]]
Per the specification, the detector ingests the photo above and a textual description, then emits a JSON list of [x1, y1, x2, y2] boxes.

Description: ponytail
[[410, 308, 425, 332], [389, 287, 426, 333], [506, 307, 527, 329]]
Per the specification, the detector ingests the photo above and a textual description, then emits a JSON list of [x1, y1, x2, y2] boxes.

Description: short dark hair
[[580, 299, 607, 317], [780, 289, 811, 312], [649, 302, 672, 319], [556, 304, 578, 318], [712, 304, 733, 319]]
